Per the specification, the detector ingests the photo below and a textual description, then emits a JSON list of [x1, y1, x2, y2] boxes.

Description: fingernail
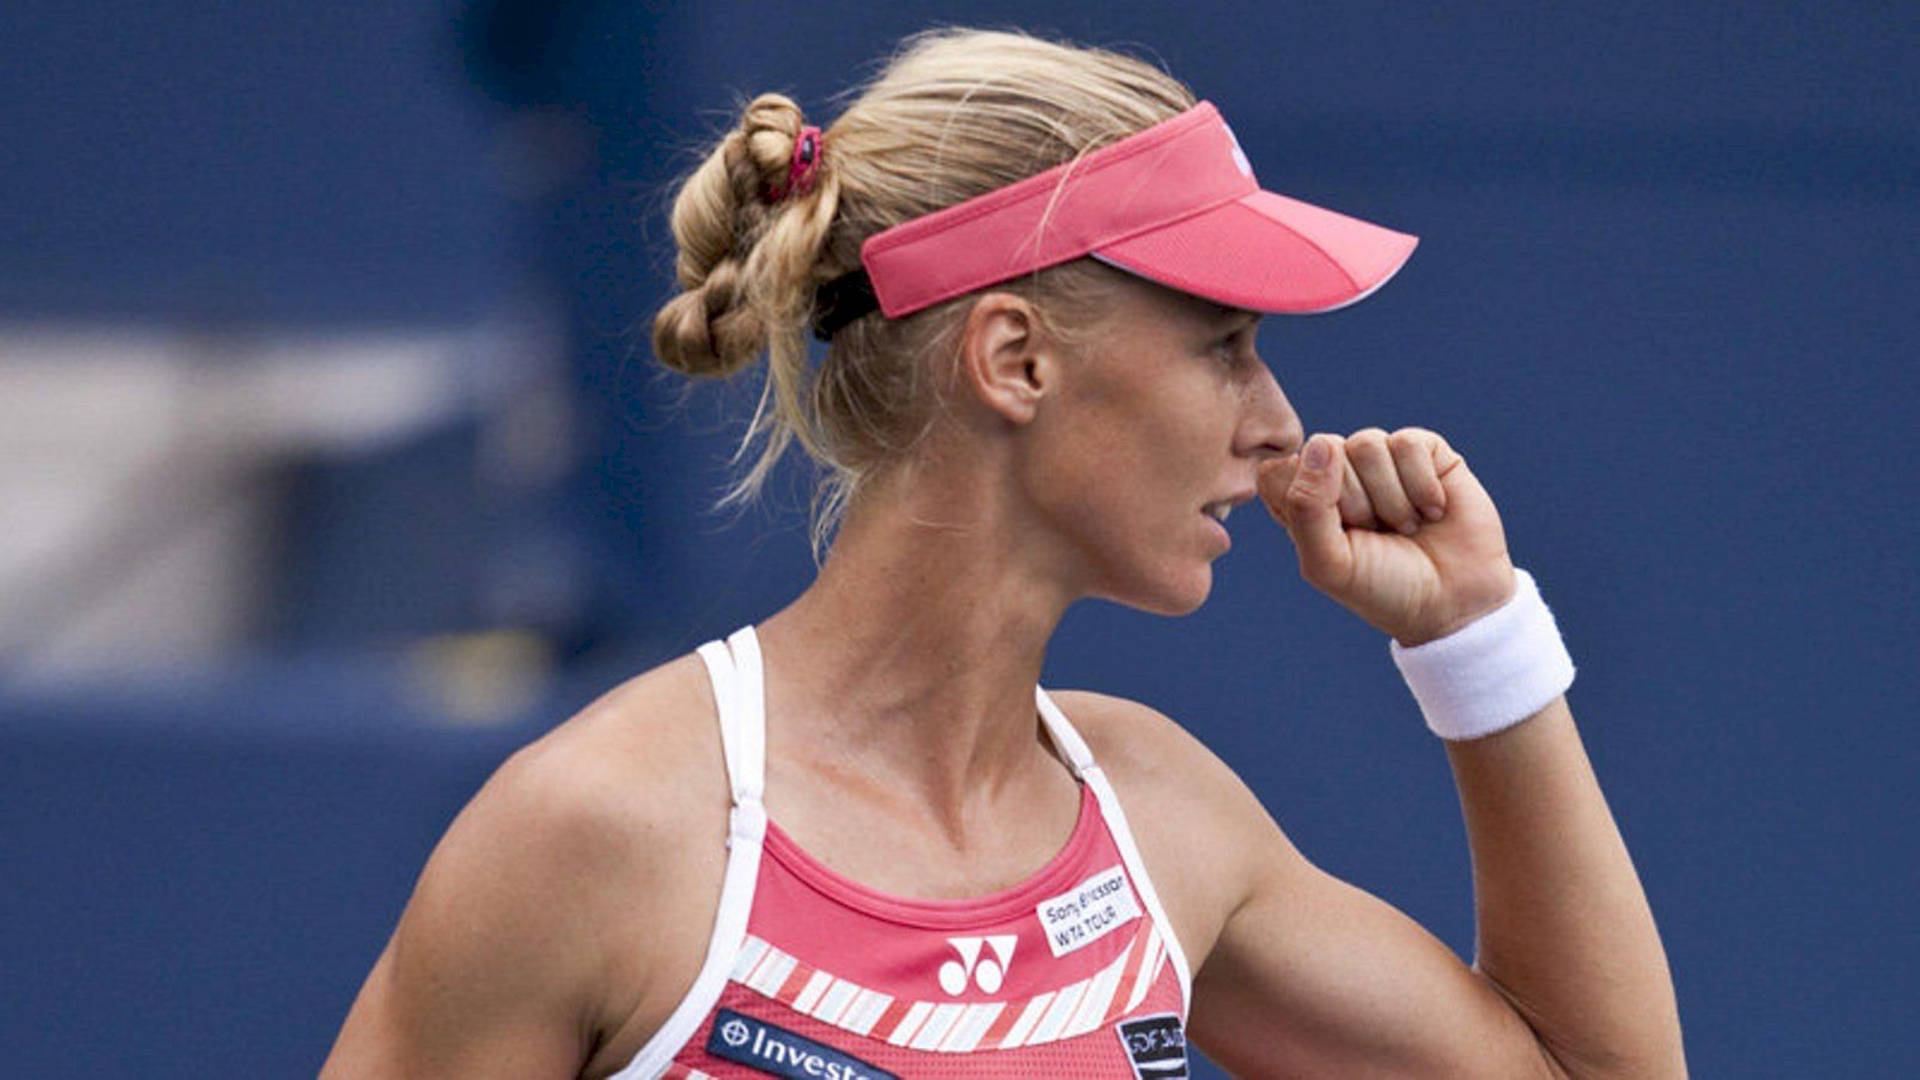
[[1422, 504, 1444, 521], [1303, 438, 1330, 470]]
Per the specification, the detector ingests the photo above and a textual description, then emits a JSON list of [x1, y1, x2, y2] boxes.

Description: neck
[[755, 462, 1080, 822]]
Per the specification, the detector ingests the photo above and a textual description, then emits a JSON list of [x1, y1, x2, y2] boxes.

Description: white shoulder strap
[[1034, 687, 1194, 1018], [710, 625, 768, 807], [614, 628, 769, 1079], [1035, 685, 1098, 778]]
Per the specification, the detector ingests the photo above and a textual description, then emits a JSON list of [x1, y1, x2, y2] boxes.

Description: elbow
[[1487, 969, 1686, 1080], [1538, 1015, 1688, 1080]]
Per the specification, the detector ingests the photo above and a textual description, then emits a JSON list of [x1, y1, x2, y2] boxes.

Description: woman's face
[[1023, 276, 1304, 614]]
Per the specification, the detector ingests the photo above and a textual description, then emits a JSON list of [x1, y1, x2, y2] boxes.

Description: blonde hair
[[652, 29, 1196, 552]]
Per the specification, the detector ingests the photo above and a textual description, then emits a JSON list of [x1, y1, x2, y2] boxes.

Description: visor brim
[[1092, 190, 1418, 315]]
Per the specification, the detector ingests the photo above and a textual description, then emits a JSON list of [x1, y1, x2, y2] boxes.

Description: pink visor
[[859, 102, 1417, 318]]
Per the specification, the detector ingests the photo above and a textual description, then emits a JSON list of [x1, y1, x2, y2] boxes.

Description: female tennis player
[[323, 29, 1683, 1079]]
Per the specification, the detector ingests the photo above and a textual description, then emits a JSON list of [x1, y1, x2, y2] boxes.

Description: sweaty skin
[[321, 278, 1684, 1079]]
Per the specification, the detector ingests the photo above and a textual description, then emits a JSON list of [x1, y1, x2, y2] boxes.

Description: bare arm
[[1183, 699, 1679, 1078], [1445, 696, 1682, 1076], [320, 743, 612, 1079], [1181, 427, 1681, 1076]]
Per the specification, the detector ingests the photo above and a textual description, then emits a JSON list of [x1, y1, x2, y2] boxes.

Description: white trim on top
[[1088, 247, 1411, 317], [1035, 689, 1195, 1018], [611, 635, 769, 1079]]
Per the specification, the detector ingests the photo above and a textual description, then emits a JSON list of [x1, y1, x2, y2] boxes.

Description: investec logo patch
[[707, 1008, 899, 1080], [1115, 1013, 1189, 1079]]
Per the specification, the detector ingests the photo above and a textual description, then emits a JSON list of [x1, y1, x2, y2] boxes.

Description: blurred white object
[[0, 306, 567, 683]]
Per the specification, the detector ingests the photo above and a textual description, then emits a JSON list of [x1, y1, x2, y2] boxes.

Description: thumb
[[1266, 434, 1352, 588]]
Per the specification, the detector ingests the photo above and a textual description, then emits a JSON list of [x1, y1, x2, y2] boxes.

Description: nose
[[1236, 359, 1304, 460]]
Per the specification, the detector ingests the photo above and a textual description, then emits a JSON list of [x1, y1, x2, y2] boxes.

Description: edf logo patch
[[1115, 1013, 1189, 1079]]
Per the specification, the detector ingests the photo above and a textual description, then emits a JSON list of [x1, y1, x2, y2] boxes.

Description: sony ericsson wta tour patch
[[706, 1008, 899, 1080], [1036, 863, 1142, 957]]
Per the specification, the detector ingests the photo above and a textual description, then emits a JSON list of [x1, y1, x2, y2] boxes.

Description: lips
[[1199, 509, 1233, 554], [1201, 490, 1257, 524]]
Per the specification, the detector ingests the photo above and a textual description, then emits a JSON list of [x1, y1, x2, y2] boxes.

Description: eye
[[1200, 312, 1261, 368]]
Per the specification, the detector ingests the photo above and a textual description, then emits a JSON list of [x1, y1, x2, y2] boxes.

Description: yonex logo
[[938, 934, 1017, 994]]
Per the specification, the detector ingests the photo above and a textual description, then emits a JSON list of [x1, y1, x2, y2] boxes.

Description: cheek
[[1068, 383, 1224, 515], [1024, 413, 1161, 558], [1116, 380, 1231, 483], [1051, 407, 1217, 559], [1029, 342, 1233, 522]]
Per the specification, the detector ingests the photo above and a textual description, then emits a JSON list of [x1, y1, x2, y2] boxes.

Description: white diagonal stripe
[[999, 991, 1054, 1049], [887, 1001, 933, 1046], [742, 942, 781, 987], [729, 935, 771, 982], [1026, 979, 1088, 1045], [1125, 925, 1163, 1012], [937, 1002, 1004, 1052], [1064, 948, 1127, 1037], [1101, 933, 1141, 1015], [908, 1002, 965, 1050], [792, 969, 833, 1013], [843, 989, 893, 1036], [812, 978, 860, 1024], [746, 949, 797, 997]]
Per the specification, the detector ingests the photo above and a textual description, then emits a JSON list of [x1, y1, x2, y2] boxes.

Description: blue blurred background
[[3, 1, 1914, 1075]]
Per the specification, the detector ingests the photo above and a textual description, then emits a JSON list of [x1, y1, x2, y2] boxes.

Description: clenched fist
[[1258, 427, 1516, 646]]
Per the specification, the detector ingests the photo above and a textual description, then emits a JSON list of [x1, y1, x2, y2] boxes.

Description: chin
[[1107, 564, 1214, 617]]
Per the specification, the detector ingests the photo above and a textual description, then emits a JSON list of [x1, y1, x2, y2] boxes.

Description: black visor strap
[[810, 269, 880, 341]]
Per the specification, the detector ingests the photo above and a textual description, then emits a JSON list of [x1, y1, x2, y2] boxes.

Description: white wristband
[[1389, 568, 1575, 741]]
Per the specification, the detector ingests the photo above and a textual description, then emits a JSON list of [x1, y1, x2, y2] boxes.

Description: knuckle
[[1348, 427, 1389, 451], [1282, 484, 1323, 513], [1387, 427, 1431, 454], [1296, 551, 1348, 591]]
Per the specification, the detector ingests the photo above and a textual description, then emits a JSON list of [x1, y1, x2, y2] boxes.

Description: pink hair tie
[[773, 125, 822, 201]]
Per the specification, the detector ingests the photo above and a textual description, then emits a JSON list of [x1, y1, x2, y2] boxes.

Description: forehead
[[1201, 299, 1261, 329], [1108, 272, 1260, 331]]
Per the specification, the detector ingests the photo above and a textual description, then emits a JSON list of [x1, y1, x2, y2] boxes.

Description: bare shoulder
[[437, 649, 733, 1002], [519, 649, 730, 842], [1048, 690, 1236, 791], [448, 650, 727, 897], [324, 651, 731, 1078], [1046, 690, 1296, 967], [1047, 689, 1270, 836]]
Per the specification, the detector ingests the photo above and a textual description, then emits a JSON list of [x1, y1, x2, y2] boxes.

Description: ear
[[957, 292, 1054, 426]]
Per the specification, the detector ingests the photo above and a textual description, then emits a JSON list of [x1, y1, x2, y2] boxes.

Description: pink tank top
[[611, 627, 1193, 1079]]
